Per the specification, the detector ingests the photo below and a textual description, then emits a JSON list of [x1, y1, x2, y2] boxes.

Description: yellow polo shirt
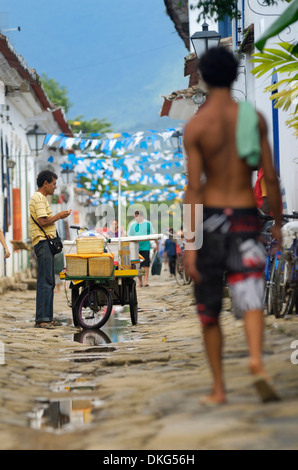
[[29, 192, 57, 246]]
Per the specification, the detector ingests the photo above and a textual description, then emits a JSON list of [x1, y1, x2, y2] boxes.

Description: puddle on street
[[27, 308, 143, 431], [28, 396, 103, 432], [71, 307, 132, 346], [60, 305, 168, 347]]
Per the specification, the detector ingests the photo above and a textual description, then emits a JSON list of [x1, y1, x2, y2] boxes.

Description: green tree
[[69, 115, 113, 135], [191, 0, 289, 21], [40, 73, 72, 114], [41, 74, 113, 135]]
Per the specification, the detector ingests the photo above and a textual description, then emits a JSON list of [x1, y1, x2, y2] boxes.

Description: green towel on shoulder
[[236, 101, 260, 168]]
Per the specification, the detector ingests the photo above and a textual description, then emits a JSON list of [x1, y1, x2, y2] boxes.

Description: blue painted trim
[[271, 70, 280, 176], [218, 16, 232, 38]]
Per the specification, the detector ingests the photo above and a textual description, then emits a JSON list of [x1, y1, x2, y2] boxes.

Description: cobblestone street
[[0, 270, 298, 450]]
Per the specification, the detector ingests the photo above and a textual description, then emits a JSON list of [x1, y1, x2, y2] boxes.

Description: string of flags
[[45, 128, 187, 204], [44, 128, 182, 154]]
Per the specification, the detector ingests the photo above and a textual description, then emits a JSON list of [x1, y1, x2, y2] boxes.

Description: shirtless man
[[184, 47, 282, 404]]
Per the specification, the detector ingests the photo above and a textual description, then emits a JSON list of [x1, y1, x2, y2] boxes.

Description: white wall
[[189, 1, 298, 212], [241, 0, 298, 212], [0, 95, 73, 278], [0, 99, 37, 278]]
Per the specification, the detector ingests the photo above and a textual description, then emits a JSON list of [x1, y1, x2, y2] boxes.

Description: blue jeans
[[34, 240, 55, 323]]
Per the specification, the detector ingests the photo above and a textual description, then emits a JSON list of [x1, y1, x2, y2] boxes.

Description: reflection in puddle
[[51, 374, 96, 393], [73, 329, 111, 346], [102, 312, 131, 343], [28, 397, 103, 432], [73, 308, 131, 346]]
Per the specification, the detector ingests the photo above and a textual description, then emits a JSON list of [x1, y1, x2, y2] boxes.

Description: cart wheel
[[129, 282, 138, 325], [74, 285, 113, 330], [71, 285, 80, 327], [74, 329, 111, 345]]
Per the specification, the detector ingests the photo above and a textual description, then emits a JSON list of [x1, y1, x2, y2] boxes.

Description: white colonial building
[[0, 33, 72, 281], [188, 0, 298, 212]]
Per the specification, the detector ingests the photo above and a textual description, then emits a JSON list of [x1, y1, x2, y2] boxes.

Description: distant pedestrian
[[29, 170, 71, 329], [184, 47, 282, 404], [107, 219, 119, 238], [254, 167, 284, 216], [107, 219, 125, 238], [253, 168, 270, 214], [163, 228, 177, 277], [128, 210, 158, 287]]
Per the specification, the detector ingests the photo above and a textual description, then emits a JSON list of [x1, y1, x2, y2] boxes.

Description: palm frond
[[251, 42, 298, 137]]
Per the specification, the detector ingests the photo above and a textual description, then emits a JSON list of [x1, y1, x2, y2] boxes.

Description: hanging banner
[[12, 188, 22, 241]]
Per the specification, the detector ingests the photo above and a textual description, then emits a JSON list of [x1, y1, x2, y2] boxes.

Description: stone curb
[[0, 269, 37, 294]]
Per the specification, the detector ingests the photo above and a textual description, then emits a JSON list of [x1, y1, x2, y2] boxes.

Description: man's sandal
[[34, 322, 56, 329]]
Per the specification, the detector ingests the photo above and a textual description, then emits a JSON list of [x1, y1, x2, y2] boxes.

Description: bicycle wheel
[[263, 253, 271, 310], [272, 252, 295, 318], [175, 253, 185, 286], [266, 255, 278, 316], [74, 285, 113, 329], [129, 281, 138, 325], [184, 270, 192, 285]]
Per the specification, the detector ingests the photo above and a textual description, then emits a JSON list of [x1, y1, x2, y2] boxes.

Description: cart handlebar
[[69, 225, 111, 245], [70, 225, 88, 231]]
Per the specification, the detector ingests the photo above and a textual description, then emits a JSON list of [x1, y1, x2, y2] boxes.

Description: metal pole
[[118, 179, 122, 263]]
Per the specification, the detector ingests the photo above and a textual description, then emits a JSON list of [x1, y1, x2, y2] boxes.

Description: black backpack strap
[[31, 214, 58, 238]]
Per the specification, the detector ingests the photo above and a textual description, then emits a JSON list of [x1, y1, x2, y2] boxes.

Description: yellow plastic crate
[[88, 254, 114, 277], [65, 255, 88, 277], [114, 269, 138, 277], [76, 237, 104, 254]]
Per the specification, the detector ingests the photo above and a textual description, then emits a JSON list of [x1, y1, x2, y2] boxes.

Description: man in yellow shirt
[[29, 170, 72, 329]]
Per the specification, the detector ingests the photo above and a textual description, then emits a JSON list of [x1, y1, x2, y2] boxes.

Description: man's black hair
[[198, 47, 238, 88], [36, 170, 58, 188]]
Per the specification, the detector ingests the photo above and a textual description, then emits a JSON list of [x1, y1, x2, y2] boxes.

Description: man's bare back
[[184, 90, 257, 209]]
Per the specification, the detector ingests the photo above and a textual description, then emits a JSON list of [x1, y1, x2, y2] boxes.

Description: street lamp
[[26, 124, 47, 156], [61, 166, 75, 185], [6, 159, 16, 169], [77, 190, 89, 205], [190, 22, 221, 59], [171, 130, 183, 153]]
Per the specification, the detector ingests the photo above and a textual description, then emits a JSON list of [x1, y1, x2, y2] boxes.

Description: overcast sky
[[0, 0, 189, 133]]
